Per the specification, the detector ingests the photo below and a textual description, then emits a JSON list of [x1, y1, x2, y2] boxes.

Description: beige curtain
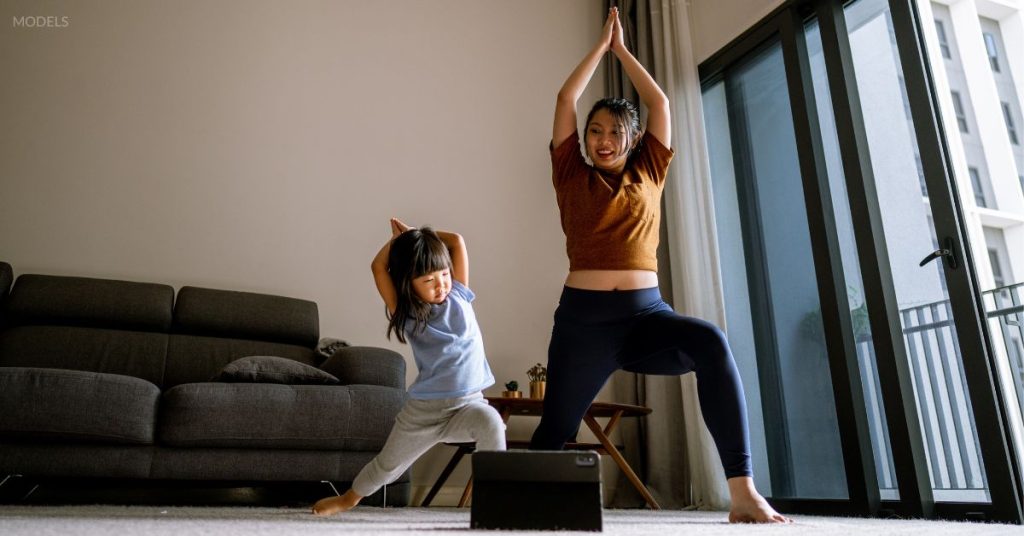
[[604, 0, 730, 510]]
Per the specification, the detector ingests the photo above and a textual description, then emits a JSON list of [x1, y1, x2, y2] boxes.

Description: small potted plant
[[502, 380, 522, 398], [527, 363, 547, 399]]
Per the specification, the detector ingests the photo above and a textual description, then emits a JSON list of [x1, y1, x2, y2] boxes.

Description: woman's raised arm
[[610, 11, 670, 148], [552, 8, 617, 147]]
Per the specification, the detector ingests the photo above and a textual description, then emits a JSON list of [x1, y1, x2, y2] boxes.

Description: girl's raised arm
[[371, 225, 401, 316], [435, 231, 468, 287], [610, 11, 671, 147], [553, 8, 617, 148]]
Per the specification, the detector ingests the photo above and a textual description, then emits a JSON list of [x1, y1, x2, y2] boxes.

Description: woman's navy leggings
[[529, 286, 753, 479]]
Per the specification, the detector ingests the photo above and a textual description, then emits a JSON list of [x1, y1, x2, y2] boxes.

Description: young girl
[[530, 8, 788, 523], [312, 218, 505, 515]]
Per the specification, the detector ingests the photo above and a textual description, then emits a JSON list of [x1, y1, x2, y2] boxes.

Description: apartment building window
[[934, 20, 951, 59], [983, 32, 1000, 72], [951, 91, 968, 133], [984, 227, 1016, 304], [988, 249, 1006, 288], [1003, 102, 1019, 145], [969, 166, 987, 207]]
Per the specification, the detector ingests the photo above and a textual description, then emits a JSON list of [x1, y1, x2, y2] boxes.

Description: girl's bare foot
[[312, 489, 362, 516], [727, 476, 791, 523]]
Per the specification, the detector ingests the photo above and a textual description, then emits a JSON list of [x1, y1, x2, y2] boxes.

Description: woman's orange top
[[551, 131, 674, 271]]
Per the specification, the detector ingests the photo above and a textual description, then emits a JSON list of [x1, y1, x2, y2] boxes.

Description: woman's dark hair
[[386, 226, 452, 344], [585, 97, 642, 153]]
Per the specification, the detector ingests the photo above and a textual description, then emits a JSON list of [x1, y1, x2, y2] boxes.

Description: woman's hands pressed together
[[610, 7, 626, 54], [600, 7, 616, 53]]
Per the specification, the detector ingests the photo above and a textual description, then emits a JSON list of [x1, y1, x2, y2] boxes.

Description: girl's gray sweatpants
[[352, 391, 506, 497]]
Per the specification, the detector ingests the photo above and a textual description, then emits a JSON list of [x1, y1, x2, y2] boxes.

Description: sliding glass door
[[699, 0, 1023, 522], [705, 42, 852, 502]]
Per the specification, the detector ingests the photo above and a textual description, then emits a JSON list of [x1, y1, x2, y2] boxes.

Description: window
[[983, 227, 1015, 304], [988, 249, 1006, 288], [951, 91, 969, 133], [969, 167, 987, 207], [1019, 174, 1024, 197], [935, 20, 951, 59], [983, 32, 1000, 72], [1003, 102, 1019, 145]]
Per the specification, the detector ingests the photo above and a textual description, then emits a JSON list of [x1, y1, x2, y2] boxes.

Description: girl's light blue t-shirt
[[405, 280, 494, 400]]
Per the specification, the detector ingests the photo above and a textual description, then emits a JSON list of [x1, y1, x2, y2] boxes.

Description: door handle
[[919, 237, 959, 269]]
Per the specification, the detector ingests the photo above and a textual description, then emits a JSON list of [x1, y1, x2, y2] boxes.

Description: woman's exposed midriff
[[564, 269, 658, 291]]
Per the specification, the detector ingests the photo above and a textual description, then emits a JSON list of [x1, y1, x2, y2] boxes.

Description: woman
[[530, 7, 788, 524]]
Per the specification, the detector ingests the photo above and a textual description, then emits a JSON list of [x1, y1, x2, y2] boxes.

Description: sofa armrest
[[318, 346, 406, 389], [0, 262, 12, 330]]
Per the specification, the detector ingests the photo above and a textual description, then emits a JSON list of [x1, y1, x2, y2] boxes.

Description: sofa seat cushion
[[0, 367, 160, 445], [159, 383, 405, 451]]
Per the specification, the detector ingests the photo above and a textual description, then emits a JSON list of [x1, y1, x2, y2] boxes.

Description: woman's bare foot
[[727, 476, 791, 523], [312, 489, 363, 516]]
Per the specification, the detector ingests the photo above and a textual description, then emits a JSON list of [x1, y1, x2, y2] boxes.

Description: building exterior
[[922, 0, 1024, 298]]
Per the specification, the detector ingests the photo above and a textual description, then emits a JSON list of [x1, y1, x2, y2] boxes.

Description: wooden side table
[[419, 396, 660, 509]]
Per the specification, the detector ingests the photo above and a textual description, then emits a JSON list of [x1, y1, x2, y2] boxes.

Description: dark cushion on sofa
[[0, 367, 160, 445], [173, 286, 318, 347], [158, 383, 405, 451], [6, 275, 174, 332], [213, 355, 339, 385], [0, 326, 169, 385], [163, 334, 318, 388], [319, 346, 406, 389]]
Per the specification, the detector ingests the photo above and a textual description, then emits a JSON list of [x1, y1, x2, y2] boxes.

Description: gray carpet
[[0, 506, 1021, 535]]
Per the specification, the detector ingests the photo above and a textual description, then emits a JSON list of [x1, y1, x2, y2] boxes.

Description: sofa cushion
[[0, 443, 155, 479], [163, 334, 318, 388], [318, 346, 406, 389], [0, 367, 160, 445], [149, 448, 380, 482], [159, 383, 405, 451], [0, 325, 167, 383], [0, 326, 168, 385], [213, 355, 339, 385], [173, 286, 318, 347], [7, 274, 174, 332]]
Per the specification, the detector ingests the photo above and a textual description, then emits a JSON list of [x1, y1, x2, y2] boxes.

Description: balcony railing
[[983, 282, 1024, 422], [855, 281, 1023, 500]]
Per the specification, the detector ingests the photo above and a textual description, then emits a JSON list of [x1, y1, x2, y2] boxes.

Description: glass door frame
[[698, 0, 1023, 523], [883, 0, 1023, 522]]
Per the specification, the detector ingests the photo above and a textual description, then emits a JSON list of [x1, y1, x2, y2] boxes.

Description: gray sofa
[[0, 262, 410, 504]]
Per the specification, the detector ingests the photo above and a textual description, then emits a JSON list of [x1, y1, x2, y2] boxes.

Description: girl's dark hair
[[386, 226, 452, 344], [585, 97, 642, 153]]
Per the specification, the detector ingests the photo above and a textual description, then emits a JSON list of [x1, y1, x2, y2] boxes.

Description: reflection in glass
[[703, 41, 848, 500]]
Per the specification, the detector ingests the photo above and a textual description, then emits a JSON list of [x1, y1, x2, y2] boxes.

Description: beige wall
[[0, 0, 605, 503], [691, 0, 785, 63], [0, 0, 787, 505]]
